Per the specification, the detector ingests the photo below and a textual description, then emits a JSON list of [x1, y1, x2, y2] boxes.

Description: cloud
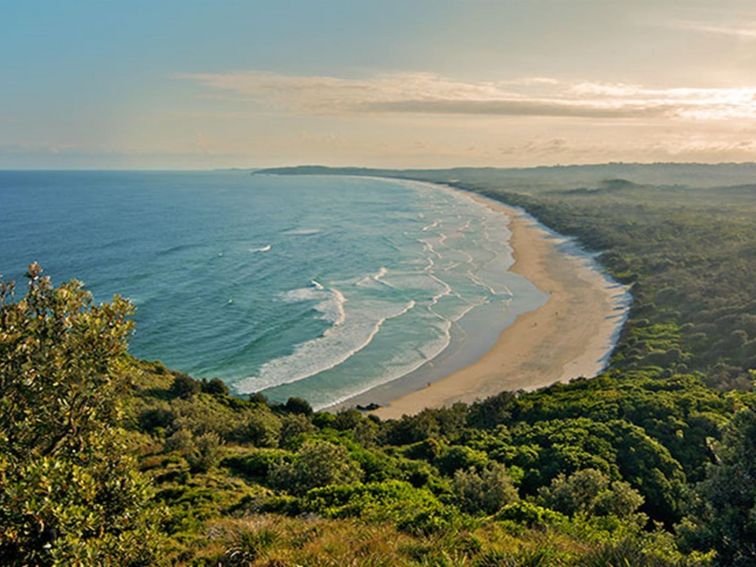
[[362, 99, 670, 118], [674, 20, 756, 40], [175, 71, 514, 111], [650, 137, 756, 157], [176, 71, 756, 122]]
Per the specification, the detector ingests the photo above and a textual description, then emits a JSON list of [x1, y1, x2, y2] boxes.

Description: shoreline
[[335, 186, 629, 419]]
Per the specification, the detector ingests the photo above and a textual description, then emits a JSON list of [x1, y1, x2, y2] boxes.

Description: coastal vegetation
[[2, 164, 755, 565]]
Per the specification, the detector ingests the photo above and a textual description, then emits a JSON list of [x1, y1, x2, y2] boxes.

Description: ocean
[[0, 171, 547, 409]]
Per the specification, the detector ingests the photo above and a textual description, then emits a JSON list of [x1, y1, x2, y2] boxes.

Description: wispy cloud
[[177, 71, 756, 122], [175, 71, 515, 111], [362, 99, 670, 119], [674, 20, 756, 40]]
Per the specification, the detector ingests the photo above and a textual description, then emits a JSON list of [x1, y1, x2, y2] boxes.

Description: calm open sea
[[0, 171, 546, 408]]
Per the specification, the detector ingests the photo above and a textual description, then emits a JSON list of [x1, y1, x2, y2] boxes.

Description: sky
[[2, 0, 756, 169]]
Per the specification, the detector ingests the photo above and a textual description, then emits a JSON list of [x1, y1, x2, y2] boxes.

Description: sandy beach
[[370, 192, 629, 420]]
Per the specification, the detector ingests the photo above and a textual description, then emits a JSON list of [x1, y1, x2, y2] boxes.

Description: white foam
[[461, 250, 475, 265], [316, 316, 454, 410], [466, 270, 498, 297], [284, 228, 322, 236], [356, 266, 394, 288], [282, 282, 346, 326], [419, 238, 443, 259], [236, 298, 417, 393], [325, 288, 347, 328], [250, 244, 272, 253], [422, 219, 441, 232], [452, 300, 482, 322], [427, 273, 453, 307]]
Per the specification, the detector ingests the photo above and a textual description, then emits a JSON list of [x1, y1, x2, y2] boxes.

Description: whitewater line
[[235, 299, 417, 394], [250, 244, 272, 253]]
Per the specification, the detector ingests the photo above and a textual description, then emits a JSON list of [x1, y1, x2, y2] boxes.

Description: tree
[[184, 431, 224, 473], [538, 468, 644, 519], [332, 408, 362, 431], [681, 407, 756, 566], [269, 440, 362, 495], [201, 377, 230, 396], [170, 373, 201, 399], [283, 396, 313, 416], [237, 411, 281, 448], [248, 391, 269, 405], [436, 445, 488, 475], [453, 463, 518, 514], [0, 264, 164, 564], [467, 391, 516, 428], [0, 263, 133, 457], [279, 413, 315, 449]]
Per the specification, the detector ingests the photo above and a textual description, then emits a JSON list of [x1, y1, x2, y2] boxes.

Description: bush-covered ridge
[[3, 267, 753, 565], [2, 168, 755, 565]]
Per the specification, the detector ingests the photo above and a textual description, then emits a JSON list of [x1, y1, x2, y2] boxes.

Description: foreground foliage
[[0, 264, 163, 565]]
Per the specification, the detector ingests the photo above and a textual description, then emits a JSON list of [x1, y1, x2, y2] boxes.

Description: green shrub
[[170, 373, 201, 399], [283, 397, 313, 416], [354, 418, 380, 447], [494, 501, 564, 528], [278, 413, 315, 449], [201, 377, 230, 396], [165, 427, 195, 453], [235, 411, 281, 448], [269, 440, 362, 495], [139, 405, 176, 432], [437, 445, 488, 475], [222, 448, 290, 478], [681, 407, 756, 566], [401, 438, 445, 461], [299, 480, 437, 519], [453, 463, 519, 515], [247, 392, 268, 405], [399, 459, 438, 488], [184, 431, 224, 473], [333, 409, 363, 431], [311, 411, 336, 429], [0, 265, 165, 564], [382, 411, 442, 445], [538, 468, 644, 519]]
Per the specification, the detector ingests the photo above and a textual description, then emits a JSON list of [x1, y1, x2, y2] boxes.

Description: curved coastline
[[243, 175, 544, 409], [331, 182, 631, 418]]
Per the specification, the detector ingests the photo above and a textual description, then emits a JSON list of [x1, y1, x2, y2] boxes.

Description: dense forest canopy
[[2, 164, 755, 565]]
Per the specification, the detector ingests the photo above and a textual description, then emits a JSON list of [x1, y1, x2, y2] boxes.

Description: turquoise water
[[0, 171, 546, 408]]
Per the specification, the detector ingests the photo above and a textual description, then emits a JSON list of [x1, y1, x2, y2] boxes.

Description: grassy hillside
[[2, 164, 755, 565]]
